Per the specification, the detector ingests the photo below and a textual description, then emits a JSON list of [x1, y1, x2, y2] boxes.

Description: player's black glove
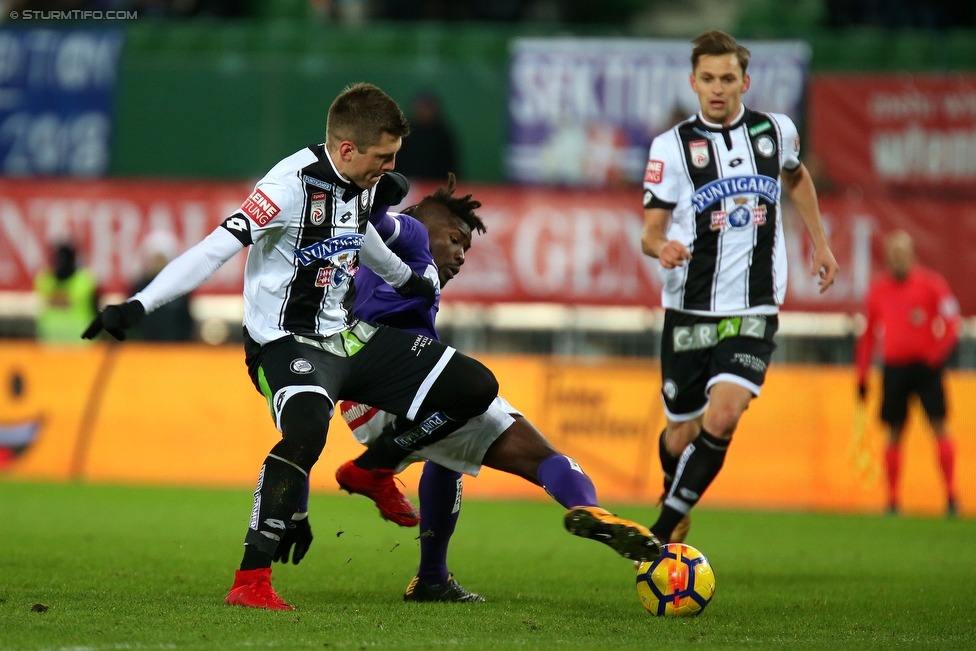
[[373, 172, 410, 209], [395, 271, 436, 309], [273, 513, 313, 565], [857, 381, 867, 401], [81, 300, 146, 341]]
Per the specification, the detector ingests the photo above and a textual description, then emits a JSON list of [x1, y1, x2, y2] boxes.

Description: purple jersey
[[353, 211, 440, 339]]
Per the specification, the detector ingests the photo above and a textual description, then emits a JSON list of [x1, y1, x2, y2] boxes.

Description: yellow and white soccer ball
[[636, 543, 716, 616]]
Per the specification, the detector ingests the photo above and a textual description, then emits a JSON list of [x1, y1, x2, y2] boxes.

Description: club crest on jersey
[[689, 140, 710, 168], [315, 265, 359, 288], [710, 204, 767, 231], [241, 189, 280, 227], [310, 192, 326, 226], [755, 134, 776, 158], [691, 175, 779, 213]]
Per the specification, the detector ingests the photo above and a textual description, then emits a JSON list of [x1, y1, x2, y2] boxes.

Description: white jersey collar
[[697, 105, 746, 130], [323, 145, 353, 184]]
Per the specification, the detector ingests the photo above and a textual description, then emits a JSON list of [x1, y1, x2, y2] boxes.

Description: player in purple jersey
[[352, 194, 440, 338], [274, 174, 661, 602]]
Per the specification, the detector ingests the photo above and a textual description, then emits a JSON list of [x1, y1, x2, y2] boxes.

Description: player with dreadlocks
[[272, 174, 662, 602]]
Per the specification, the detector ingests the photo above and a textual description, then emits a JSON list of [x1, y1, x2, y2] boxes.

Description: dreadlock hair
[[403, 173, 486, 235]]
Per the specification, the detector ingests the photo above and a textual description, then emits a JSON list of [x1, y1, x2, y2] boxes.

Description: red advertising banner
[[809, 74, 976, 192], [0, 178, 252, 296], [2, 179, 974, 314]]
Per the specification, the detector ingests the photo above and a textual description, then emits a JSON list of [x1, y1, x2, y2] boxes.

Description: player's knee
[[706, 413, 739, 439], [443, 356, 498, 421], [666, 422, 699, 456], [703, 408, 740, 439], [279, 392, 332, 469]]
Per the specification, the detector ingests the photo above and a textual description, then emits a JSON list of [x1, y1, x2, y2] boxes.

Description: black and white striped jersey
[[221, 144, 379, 344], [643, 107, 801, 315]]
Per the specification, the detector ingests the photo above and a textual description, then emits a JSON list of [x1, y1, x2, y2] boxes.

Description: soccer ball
[[636, 543, 715, 616]]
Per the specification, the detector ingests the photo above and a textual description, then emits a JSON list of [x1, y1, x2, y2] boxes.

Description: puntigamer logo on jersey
[[294, 233, 364, 266], [241, 189, 281, 227], [691, 175, 779, 213], [294, 233, 364, 289]]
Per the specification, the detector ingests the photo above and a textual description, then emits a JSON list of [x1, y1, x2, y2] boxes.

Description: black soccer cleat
[[565, 506, 661, 562], [403, 574, 485, 603]]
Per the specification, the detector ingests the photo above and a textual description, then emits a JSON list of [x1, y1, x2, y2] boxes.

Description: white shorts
[[340, 396, 520, 476]]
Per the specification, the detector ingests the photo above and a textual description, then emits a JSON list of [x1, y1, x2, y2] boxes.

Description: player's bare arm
[[781, 163, 838, 293], [641, 207, 691, 269]]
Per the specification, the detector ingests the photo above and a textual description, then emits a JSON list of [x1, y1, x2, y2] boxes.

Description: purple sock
[[538, 454, 599, 509], [417, 461, 462, 585]]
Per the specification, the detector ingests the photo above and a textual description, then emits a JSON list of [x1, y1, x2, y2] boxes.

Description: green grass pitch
[[1, 480, 974, 650]]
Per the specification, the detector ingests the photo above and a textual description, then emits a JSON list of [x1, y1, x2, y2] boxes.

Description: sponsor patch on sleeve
[[794, 134, 800, 153], [645, 159, 664, 184], [240, 189, 281, 227]]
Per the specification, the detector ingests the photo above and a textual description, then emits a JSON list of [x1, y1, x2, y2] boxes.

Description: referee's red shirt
[[855, 266, 960, 384]]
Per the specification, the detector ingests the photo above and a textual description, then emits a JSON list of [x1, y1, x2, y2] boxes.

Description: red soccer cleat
[[225, 568, 293, 610], [335, 460, 420, 527]]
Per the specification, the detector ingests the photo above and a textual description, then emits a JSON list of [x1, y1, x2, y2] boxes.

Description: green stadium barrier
[[110, 22, 976, 181]]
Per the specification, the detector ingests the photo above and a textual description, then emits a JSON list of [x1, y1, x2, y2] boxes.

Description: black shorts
[[244, 321, 456, 431], [881, 363, 946, 424], [659, 310, 778, 421]]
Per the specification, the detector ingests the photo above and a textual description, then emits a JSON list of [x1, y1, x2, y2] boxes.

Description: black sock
[[241, 450, 309, 568], [658, 429, 678, 493], [651, 428, 729, 541], [239, 392, 329, 570], [241, 546, 273, 571], [355, 412, 467, 470]]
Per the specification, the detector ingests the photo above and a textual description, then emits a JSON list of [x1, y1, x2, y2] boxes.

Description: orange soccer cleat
[[335, 460, 420, 527], [564, 506, 661, 562]]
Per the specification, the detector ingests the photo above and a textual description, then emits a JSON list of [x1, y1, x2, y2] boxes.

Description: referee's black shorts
[[880, 362, 947, 424]]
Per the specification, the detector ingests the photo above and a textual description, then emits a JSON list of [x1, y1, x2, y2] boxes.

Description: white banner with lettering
[[507, 38, 810, 186]]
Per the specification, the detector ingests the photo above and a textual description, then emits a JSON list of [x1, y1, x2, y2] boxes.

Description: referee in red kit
[[855, 231, 960, 516]]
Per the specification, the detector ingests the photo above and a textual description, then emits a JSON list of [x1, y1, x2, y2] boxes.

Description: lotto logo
[[241, 189, 280, 227], [645, 160, 664, 184]]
